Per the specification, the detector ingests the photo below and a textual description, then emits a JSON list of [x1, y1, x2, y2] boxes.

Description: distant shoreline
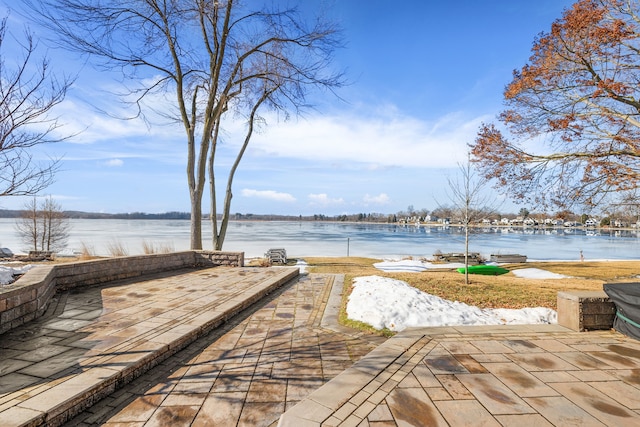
[[1, 212, 637, 232], [2, 218, 639, 260]]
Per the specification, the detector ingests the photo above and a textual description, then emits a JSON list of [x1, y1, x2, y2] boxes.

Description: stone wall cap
[[557, 290, 610, 300]]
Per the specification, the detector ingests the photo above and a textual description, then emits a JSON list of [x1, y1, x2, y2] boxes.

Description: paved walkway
[[63, 272, 384, 427], [2, 266, 640, 426], [0, 266, 300, 426], [280, 325, 640, 426]]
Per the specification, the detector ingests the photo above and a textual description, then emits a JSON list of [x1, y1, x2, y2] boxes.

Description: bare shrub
[[79, 241, 96, 260], [141, 240, 154, 254], [142, 240, 174, 254], [107, 240, 128, 257], [247, 257, 272, 267]]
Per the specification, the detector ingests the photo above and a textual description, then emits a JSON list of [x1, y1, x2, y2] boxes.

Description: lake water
[[1, 218, 640, 261]]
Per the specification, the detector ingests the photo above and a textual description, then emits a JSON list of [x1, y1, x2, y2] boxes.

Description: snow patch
[[296, 259, 308, 274], [512, 268, 570, 279], [374, 259, 465, 272], [0, 265, 34, 286], [347, 275, 557, 332]]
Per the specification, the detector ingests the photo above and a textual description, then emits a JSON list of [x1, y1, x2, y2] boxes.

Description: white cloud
[[241, 189, 296, 202], [240, 106, 491, 168], [56, 82, 489, 172], [52, 81, 492, 189], [308, 193, 345, 207], [363, 193, 390, 205], [104, 159, 124, 167], [53, 78, 186, 146]]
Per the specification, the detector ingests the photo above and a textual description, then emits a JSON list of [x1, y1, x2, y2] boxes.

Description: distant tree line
[[2, 205, 638, 227], [0, 210, 191, 220]]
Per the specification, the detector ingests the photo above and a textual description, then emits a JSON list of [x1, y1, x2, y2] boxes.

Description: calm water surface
[[1, 218, 639, 260]]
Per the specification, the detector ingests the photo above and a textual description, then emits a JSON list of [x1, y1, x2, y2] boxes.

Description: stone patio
[[280, 325, 640, 426], [0, 266, 298, 426], [1, 266, 640, 426]]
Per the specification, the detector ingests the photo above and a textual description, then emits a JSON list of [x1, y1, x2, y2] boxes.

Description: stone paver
[[279, 326, 640, 426], [64, 273, 384, 427]]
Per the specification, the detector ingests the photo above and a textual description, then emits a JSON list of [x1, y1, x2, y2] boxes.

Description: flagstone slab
[[481, 362, 559, 397], [524, 396, 607, 426], [434, 399, 501, 426], [551, 381, 640, 425], [386, 387, 448, 426], [455, 373, 536, 415]]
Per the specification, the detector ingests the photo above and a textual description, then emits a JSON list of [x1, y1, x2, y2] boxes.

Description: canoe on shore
[[457, 265, 510, 276]]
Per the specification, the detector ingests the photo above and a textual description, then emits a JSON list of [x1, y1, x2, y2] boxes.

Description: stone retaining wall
[[0, 250, 243, 335]]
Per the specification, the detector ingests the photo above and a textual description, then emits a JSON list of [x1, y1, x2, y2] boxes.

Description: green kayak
[[457, 265, 509, 276]]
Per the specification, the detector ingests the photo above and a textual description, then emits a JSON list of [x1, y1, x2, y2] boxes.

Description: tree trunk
[[187, 122, 208, 250], [210, 91, 271, 251], [190, 193, 203, 250], [216, 176, 234, 250], [209, 156, 220, 251], [32, 210, 38, 252], [464, 221, 470, 285], [209, 125, 220, 251]]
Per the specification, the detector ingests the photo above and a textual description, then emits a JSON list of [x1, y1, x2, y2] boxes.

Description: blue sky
[[0, 0, 575, 215]]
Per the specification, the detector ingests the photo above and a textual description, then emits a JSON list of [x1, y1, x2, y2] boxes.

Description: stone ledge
[[557, 290, 616, 332]]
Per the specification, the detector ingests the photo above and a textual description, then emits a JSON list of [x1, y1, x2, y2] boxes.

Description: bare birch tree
[[15, 196, 70, 252], [444, 157, 498, 285], [24, 0, 344, 250], [0, 16, 71, 197]]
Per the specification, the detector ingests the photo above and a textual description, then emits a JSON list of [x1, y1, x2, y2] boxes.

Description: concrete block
[[557, 291, 615, 332]]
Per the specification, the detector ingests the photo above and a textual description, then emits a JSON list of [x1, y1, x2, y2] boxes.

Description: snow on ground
[[0, 264, 34, 286], [511, 268, 570, 279], [374, 259, 571, 280], [373, 259, 465, 272], [296, 259, 308, 274], [347, 275, 557, 332]]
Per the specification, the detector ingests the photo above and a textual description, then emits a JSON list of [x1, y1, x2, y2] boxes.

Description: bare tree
[[24, 0, 344, 250], [443, 157, 499, 284], [16, 198, 39, 251], [15, 196, 70, 252], [471, 0, 640, 208], [0, 16, 71, 197]]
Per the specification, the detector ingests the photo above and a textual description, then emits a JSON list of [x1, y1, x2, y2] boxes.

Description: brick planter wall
[[0, 251, 243, 334]]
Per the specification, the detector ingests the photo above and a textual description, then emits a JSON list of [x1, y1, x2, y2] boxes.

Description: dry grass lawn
[[304, 257, 640, 310], [303, 256, 640, 335]]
